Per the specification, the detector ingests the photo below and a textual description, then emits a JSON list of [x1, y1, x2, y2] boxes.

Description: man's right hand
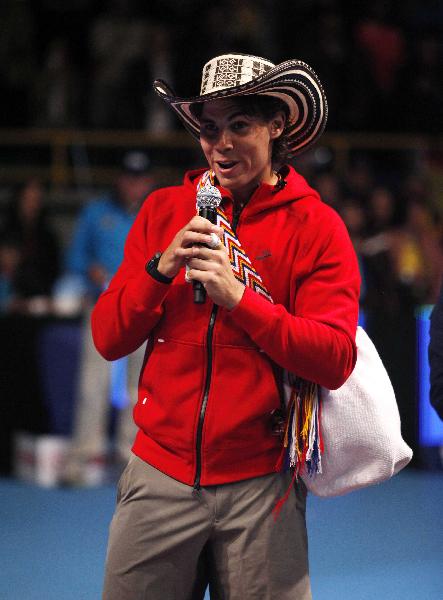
[[157, 216, 223, 279]]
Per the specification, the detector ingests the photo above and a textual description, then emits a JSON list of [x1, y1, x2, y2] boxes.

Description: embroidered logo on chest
[[255, 250, 272, 260]]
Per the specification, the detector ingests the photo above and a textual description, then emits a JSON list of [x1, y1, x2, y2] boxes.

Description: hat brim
[[153, 59, 328, 156]]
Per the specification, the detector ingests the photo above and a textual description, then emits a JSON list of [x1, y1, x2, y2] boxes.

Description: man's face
[[199, 99, 283, 200], [116, 174, 153, 211]]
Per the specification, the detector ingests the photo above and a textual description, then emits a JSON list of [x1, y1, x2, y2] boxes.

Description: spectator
[[0, 0, 36, 126], [0, 234, 21, 313], [33, 38, 82, 128], [361, 185, 403, 313], [361, 185, 441, 451], [355, 4, 405, 94], [390, 198, 443, 305], [144, 24, 175, 133], [397, 33, 443, 133], [61, 151, 155, 486], [340, 197, 368, 321], [367, 185, 399, 234], [311, 170, 343, 211], [303, 10, 349, 130], [0, 178, 60, 314], [353, 2, 406, 129], [88, 1, 150, 129], [343, 157, 374, 203]]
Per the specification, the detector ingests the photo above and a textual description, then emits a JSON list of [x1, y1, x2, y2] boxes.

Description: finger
[[187, 216, 223, 235], [187, 257, 220, 272], [175, 246, 218, 261], [208, 232, 222, 249], [186, 269, 213, 285], [181, 231, 218, 248]]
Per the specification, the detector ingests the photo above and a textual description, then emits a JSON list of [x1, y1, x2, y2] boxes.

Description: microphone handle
[[193, 206, 218, 304]]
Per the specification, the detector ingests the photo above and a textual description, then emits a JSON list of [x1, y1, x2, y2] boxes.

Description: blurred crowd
[[313, 162, 443, 310], [1, 0, 442, 132], [0, 178, 60, 314], [1, 149, 441, 478], [1, 0, 442, 476], [0, 152, 154, 316], [0, 152, 154, 481], [1, 154, 442, 319]]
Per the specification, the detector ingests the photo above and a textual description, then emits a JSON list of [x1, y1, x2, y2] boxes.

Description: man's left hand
[[174, 244, 244, 310]]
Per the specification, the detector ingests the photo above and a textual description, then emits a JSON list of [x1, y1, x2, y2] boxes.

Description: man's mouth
[[216, 160, 238, 171]]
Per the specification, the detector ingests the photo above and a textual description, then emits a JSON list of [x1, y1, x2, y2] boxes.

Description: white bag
[[301, 326, 413, 497]]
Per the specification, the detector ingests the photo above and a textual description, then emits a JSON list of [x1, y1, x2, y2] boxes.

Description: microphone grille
[[196, 176, 222, 210], [196, 189, 222, 209]]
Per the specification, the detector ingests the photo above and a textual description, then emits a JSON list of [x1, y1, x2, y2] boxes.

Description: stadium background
[[0, 1, 442, 598]]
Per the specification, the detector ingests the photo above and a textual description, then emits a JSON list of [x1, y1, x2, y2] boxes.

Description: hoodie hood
[[183, 165, 321, 218]]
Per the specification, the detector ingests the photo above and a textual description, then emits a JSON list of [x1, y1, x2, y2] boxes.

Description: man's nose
[[215, 128, 234, 151]]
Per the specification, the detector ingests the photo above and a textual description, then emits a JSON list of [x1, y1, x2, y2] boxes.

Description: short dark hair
[[189, 95, 291, 167]]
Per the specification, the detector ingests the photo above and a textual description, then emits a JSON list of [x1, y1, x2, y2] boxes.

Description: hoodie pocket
[[134, 338, 206, 455]]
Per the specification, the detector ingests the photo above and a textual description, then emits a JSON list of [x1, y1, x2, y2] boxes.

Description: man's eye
[[232, 121, 248, 131], [231, 120, 252, 133], [202, 123, 217, 133]]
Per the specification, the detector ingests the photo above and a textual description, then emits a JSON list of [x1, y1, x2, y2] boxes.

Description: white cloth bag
[[302, 326, 413, 497]]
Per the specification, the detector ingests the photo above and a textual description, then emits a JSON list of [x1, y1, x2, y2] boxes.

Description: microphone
[[194, 181, 222, 304]]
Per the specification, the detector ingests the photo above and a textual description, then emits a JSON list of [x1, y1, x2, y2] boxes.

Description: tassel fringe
[[284, 377, 323, 476], [291, 377, 322, 475], [274, 377, 323, 518]]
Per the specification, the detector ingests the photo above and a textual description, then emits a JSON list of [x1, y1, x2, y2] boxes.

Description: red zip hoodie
[[91, 166, 360, 486]]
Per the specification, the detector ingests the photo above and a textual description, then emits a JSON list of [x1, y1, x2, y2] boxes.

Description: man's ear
[[270, 111, 286, 139]]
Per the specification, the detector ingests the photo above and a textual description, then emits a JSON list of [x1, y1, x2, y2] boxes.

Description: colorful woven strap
[[197, 170, 273, 302], [196, 171, 322, 480], [216, 208, 273, 303]]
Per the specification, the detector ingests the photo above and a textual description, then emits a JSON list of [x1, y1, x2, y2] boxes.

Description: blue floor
[[1, 469, 442, 599]]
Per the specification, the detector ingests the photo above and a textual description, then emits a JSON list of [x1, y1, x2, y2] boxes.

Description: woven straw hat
[[153, 53, 328, 156]]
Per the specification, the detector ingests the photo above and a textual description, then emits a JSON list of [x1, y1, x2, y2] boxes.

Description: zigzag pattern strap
[[197, 168, 216, 192], [216, 207, 273, 303], [195, 171, 321, 488], [195, 170, 273, 302]]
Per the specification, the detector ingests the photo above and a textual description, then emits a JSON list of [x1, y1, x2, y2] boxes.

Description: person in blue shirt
[[62, 151, 154, 486], [67, 152, 153, 299]]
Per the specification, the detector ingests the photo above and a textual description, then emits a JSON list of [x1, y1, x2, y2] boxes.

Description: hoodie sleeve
[[229, 209, 360, 390], [91, 195, 171, 361]]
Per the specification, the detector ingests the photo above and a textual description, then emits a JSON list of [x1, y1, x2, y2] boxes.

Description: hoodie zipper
[[194, 304, 218, 489], [193, 206, 242, 489]]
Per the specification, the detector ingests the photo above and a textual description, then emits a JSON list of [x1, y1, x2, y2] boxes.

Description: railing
[[0, 128, 434, 189]]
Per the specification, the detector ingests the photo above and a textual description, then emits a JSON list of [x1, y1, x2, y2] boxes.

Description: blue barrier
[[416, 305, 443, 446]]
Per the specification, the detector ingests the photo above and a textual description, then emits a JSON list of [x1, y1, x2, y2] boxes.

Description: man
[[94, 54, 360, 598]]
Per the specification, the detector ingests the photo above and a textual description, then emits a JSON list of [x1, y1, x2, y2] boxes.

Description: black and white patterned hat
[[153, 53, 328, 156]]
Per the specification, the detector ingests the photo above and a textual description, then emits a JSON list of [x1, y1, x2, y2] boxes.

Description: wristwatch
[[145, 252, 174, 284]]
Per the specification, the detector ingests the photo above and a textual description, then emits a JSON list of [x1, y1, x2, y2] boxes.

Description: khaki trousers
[[68, 310, 144, 462], [102, 454, 311, 600]]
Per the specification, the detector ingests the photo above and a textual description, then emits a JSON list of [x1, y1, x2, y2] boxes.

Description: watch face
[[148, 257, 157, 270], [146, 252, 172, 283], [148, 253, 161, 271]]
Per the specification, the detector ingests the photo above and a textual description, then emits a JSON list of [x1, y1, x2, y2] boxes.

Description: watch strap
[[145, 252, 174, 284]]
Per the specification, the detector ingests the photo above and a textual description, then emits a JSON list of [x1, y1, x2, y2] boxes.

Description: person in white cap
[[61, 151, 154, 486], [94, 54, 360, 599]]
